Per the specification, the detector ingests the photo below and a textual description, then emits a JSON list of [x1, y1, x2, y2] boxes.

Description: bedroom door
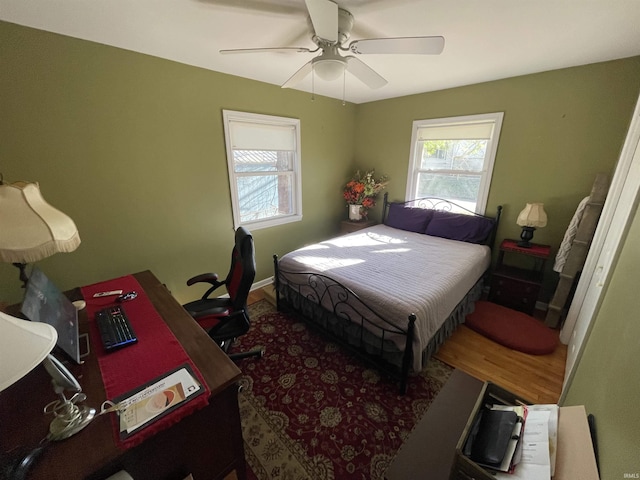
[[560, 93, 640, 400]]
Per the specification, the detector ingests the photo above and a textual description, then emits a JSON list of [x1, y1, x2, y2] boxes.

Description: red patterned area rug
[[236, 300, 453, 480]]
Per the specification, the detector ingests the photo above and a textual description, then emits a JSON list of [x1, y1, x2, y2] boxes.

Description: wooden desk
[[0, 270, 246, 480], [385, 369, 483, 480]]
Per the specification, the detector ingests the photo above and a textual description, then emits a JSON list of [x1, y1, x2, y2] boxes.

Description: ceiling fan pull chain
[[311, 69, 315, 101], [342, 69, 346, 106]]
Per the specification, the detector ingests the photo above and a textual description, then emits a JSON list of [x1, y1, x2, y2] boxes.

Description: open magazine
[[113, 364, 204, 439]]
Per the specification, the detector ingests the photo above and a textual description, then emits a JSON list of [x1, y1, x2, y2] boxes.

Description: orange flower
[[343, 170, 388, 213]]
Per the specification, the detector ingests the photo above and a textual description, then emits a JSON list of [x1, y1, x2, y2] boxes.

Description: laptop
[[21, 266, 81, 364]]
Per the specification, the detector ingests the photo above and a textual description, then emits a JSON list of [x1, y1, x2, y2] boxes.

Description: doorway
[[559, 94, 640, 401]]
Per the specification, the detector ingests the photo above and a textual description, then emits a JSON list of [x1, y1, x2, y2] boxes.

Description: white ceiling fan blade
[[348, 36, 445, 55], [304, 0, 338, 42], [221, 47, 316, 55], [345, 56, 387, 89], [202, 0, 307, 16], [281, 61, 313, 88]]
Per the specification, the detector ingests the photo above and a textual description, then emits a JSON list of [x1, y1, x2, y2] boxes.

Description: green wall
[[0, 21, 356, 305], [354, 58, 640, 299], [355, 64, 640, 478], [564, 203, 640, 478], [3, 21, 638, 306]]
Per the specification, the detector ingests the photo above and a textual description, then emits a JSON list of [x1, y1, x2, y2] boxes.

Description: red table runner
[[81, 274, 210, 449]]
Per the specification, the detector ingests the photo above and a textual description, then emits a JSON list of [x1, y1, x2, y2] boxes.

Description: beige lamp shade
[[516, 203, 548, 228], [0, 310, 57, 391], [0, 181, 81, 263]]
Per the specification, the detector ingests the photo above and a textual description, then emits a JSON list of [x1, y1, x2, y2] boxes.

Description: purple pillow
[[385, 204, 434, 233], [425, 210, 495, 244]]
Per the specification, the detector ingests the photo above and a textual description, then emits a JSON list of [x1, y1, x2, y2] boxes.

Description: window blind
[[229, 121, 296, 151], [417, 122, 494, 141]]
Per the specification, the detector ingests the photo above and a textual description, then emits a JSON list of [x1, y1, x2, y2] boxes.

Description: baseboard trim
[[251, 276, 273, 291], [217, 276, 273, 299], [536, 301, 549, 312]]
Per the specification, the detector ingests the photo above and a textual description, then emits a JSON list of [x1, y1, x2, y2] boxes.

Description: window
[[406, 112, 503, 214], [223, 110, 302, 230]]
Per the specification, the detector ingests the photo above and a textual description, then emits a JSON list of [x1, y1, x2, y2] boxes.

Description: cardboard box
[[451, 383, 599, 480], [451, 382, 531, 480]]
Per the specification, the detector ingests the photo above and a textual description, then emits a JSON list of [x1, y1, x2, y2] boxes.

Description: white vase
[[348, 204, 363, 221]]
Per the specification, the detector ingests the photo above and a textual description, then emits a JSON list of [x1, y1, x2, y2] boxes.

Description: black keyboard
[[95, 305, 138, 351]]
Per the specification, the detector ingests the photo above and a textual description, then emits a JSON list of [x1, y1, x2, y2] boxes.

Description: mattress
[[278, 224, 491, 371]]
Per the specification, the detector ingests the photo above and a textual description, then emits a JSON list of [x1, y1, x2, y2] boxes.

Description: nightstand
[[340, 219, 375, 234], [488, 239, 551, 315]]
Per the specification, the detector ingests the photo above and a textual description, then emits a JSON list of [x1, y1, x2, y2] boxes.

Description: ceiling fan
[[220, 0, 445, 90]]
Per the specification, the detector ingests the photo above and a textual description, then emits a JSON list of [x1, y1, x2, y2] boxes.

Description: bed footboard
[[273, 254, 415, 394]]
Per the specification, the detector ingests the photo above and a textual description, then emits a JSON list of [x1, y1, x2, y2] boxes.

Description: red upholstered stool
[[465, 301, 558, 355]]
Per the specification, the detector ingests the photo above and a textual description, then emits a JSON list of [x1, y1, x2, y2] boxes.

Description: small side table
[[340, 219, 375, 234], [488, 239, 551, 315]]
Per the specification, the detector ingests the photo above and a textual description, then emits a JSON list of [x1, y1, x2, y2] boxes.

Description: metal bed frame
[[274, 194, 502, 393]]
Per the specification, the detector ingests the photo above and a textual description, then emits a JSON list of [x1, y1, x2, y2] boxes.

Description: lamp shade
[[516, 203, 548, 228], [0, 181, 81, 263], [313, 57, 347, 81], [0, 310, 57, 392]]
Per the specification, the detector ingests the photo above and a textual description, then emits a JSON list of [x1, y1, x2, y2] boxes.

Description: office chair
[[183, 227, 264, 361]]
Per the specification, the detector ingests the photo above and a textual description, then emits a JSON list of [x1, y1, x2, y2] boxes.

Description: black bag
[[465, 409, 518, 467]]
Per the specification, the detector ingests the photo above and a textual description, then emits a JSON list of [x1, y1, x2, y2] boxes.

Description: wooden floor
[[434, 321, 566, 404], [248, 288, 567, 405], [247, 287, 268, 306]]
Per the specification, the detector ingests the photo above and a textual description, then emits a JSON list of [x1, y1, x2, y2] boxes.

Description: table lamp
[[1, 310, 96, 478], [0, 311, 58, 477], [0, 180, 81, 287], [0, 310, 57, 392], [1, 310, 95, 435], [516, 203, 547, 247]]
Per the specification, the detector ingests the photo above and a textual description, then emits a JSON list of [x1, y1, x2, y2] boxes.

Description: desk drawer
[[451, 383, 531, 480]]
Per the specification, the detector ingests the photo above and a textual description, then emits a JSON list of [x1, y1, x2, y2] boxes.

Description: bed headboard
[[381, 192, 503, 248]]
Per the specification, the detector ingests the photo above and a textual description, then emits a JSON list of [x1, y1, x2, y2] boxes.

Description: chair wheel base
[[228, 348, 265, 361]]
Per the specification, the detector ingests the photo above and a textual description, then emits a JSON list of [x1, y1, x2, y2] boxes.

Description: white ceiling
[[2, 0, 640, 104]]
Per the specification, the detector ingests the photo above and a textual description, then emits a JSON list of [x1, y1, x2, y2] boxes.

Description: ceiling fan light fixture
[[312, 58, 347, 81]]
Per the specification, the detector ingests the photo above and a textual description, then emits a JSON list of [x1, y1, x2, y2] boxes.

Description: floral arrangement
[[343, 170, 388, 215]]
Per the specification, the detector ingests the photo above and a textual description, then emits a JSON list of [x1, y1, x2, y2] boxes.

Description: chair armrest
[[186, 272, 219, 286], [186, 272, 224, 301]]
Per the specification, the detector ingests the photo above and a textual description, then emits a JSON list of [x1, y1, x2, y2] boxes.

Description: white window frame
[[406, 112, 504, 214], [222, 110, 302, 230]]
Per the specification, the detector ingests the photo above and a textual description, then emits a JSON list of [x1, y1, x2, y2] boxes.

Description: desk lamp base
[[48, 405, 96, 441]]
